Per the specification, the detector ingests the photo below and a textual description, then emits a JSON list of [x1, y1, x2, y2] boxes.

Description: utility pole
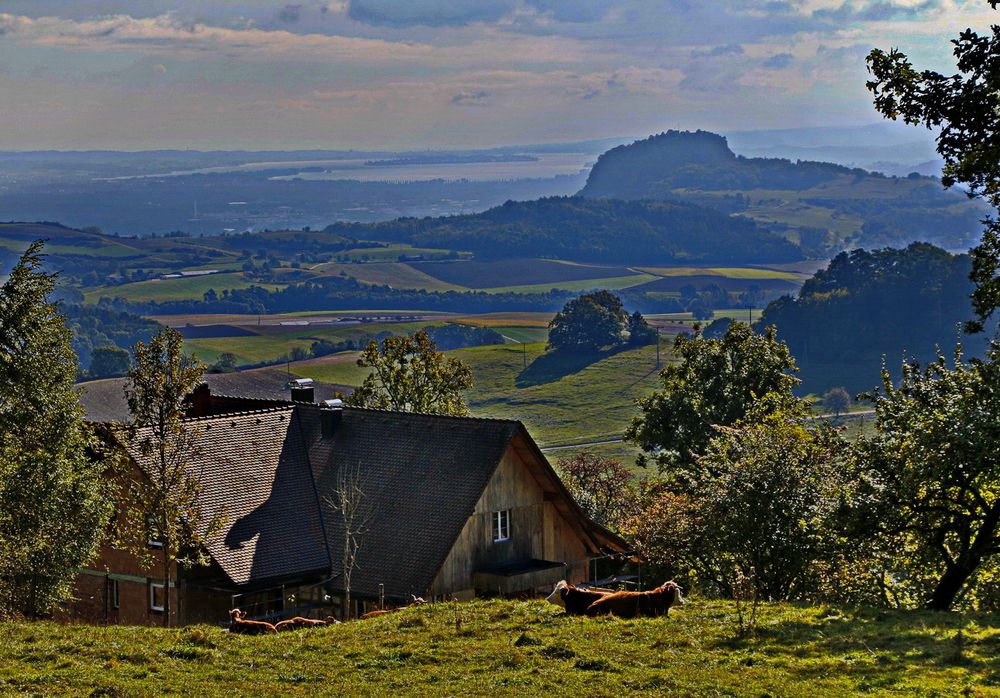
[[522, 339, 527, 370], [656, 329, 660, 368]]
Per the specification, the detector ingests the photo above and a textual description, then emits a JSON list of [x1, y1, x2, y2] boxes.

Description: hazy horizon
[[0, 2, 992, 151]]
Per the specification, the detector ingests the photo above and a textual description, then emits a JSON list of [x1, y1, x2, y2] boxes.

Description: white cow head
[[545, 580, 569, 608]]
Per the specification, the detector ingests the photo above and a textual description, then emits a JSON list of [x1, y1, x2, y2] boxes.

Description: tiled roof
[[298, 406, 520, 601], [77, 368, 349, 422], [126, 406, 330, 586], [120, 402, 628, 596]]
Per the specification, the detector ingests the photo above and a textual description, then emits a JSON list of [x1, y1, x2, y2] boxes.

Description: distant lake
[[109, 151, 594, 183]]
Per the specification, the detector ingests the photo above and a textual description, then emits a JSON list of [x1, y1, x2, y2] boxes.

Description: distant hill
[[326, 196, 802, 265], [579, 131, 987, 254]]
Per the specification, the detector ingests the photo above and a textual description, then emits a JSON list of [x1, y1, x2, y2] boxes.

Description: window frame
[[146, 514, 164, 549], [149, 582, 166, 613], [492, 509, 511, 543]]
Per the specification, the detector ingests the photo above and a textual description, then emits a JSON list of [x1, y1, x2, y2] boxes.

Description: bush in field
[[624, 410, 849, 601]]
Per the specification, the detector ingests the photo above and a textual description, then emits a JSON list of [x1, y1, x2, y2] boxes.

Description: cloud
[[450, 89, 490, 105], [347, 0, 515, 27], [691, 43, 745, 58], [763, 52, 794, 68], [524, 0, 611, 23]]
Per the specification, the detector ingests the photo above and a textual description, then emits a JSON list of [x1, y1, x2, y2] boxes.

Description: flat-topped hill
[[579, 130, 987, 254]]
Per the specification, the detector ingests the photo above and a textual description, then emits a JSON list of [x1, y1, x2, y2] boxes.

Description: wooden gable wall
[[428, 441, 590, 599]]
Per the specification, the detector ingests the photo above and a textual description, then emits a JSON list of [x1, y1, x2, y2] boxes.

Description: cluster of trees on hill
[[547, 291, 657, 353], [63, 304, 161, 374], [325, 197, 802, 265], [757, 243, 989, 393]]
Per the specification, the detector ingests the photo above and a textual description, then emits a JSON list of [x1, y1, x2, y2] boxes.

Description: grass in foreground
[[4, 599, 1000, 696]]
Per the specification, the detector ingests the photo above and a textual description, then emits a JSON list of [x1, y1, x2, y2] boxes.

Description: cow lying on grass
[[360, 596, 427, 620], [584, 581, 685, 619], [274, 616, 336, 632], [228, 609, 277, 635], [545, 581, 610, 615]]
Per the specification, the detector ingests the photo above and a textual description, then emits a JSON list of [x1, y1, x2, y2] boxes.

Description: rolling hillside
[[579, 130, 987, 254]]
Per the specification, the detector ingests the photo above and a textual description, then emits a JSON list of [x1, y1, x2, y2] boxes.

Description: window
[[150, 583, 166, 612], [146, 514, 163, 549], [109, 579, 120, 610], [492, 509, 510, 543]]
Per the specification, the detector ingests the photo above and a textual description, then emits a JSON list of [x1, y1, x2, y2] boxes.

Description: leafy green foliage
[[626, 322, 801, 478], [866, 4, 1000, 330], [625, 412, 847, 602], [123, 328, 222, 626], [851, 344, 1000, 610], [0, 241, 110, 617], [89, 345, 131, 379], [63, 303, 160, 371], [547, 291, 629, 353], [346, 330, 474, 415], [758, 243, 986, 394]]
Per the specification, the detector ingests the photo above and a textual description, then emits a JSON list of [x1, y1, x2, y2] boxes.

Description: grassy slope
[[310, 262, 468, 291], [5, 600, 1000, 696], [295, 342, 664, 448], [482, 274, 658, 294]]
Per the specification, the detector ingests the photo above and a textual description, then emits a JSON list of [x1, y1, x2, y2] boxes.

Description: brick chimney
[[287, 378, 315, 403], [320, 398, 343, 438]]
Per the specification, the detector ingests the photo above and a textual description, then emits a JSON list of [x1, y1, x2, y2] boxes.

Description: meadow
[[84, 273, 283, 304], [294, 341, 665, 450], [4, 599, 999, 696]]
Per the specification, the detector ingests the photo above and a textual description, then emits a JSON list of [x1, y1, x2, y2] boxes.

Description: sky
[[0, 1, 996, 150]]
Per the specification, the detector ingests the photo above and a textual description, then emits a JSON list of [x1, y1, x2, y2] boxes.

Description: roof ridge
[[183, 404, 296, 423], [294, 401, 523, 426]]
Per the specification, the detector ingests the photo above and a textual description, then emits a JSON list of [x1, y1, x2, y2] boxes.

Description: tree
[[822, 387, 852, 418], [852, 345, 1000, 610], [210, 352, 238, 373], [555, 452, 639, 531], [123, 327, 224, 627], [627, 311, 658, 346], [866, 2, 1000, 331], [0, 241, 110, 617], [626, 322, 802, 481], [548, 291, 629, 353], [89, 345, 131, 379], [325, 463, 373, 620], [693, 411, 847, 601], [346, 329, 473, 415]]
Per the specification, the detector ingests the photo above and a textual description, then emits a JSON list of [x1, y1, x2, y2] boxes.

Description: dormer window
[[492, 510, 510, 543]]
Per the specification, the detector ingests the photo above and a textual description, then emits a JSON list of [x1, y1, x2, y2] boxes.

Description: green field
[[340, 244, 463, 263], [84, 273, 282, 303], [184, 321, 450, 366], [409, 259, 640, 290], [311, 262, 467, 291], [482, 274, 658, 294], [296, 342, 665, 449], [4, 599, 999, 696], [636, 266, 804, 280]]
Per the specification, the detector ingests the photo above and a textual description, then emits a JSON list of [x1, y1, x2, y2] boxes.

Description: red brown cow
[[545, 580, 611, 615], [585, 581, 684, 619], [228, 608, 278, 635], [274, 616, 329, 632]]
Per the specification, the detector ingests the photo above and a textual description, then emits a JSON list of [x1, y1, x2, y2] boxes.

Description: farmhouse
[[69, 386, 629, 626]]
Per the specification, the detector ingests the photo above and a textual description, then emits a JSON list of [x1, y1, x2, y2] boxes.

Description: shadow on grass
[[713, 605, 1000, 689], [515, 345, 631, 388]]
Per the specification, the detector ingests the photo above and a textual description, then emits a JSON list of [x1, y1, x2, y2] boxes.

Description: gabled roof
[[118, 399, 630, 597], [124, 407, 329, 586], [298, 405, 521, 600]]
